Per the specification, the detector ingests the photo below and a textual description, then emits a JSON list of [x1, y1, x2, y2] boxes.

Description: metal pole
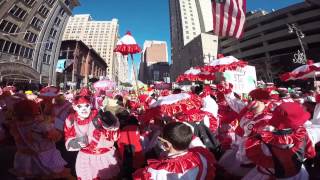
[[64, 47, 70, 91], [72, 42, 79, 90], [296, 30, 307, 62], [288, 24, 307, 64], [130, 54, 140, 96]]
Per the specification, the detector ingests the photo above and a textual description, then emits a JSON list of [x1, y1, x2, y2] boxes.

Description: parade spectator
[[9, 99, 69, 179], [64, 89, 120, 180], [133, 122, 216, 179]]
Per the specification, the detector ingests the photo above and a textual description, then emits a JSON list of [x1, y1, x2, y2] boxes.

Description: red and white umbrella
[[176, 67, 215, 82], [114, 31, 141, 95], [280, 60, 320, 81], [39, 86, 59, 98], [93, 80, 116, 91], [114, 31, 141, 55], [139, 93, 202, 124], [201, 55, 247, 73]]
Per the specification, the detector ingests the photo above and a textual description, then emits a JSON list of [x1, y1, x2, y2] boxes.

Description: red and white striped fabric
[[280, 60, 320, 81], [212, 0, 246, 39], [176, 68, 215, 82], [201, 55, 247, 73], [139, 93, 202, 124], [114, 31, 141, 55]]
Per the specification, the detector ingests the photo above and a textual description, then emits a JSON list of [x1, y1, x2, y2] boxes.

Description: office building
[[139, 41, 170, 84], [169, 0, 218, 81], [0, 0, 79, 85], [56, 40, 107, 89], [219, 2, 320, 83], [114, 52, 129, 84], [63, 14, 119, 80]]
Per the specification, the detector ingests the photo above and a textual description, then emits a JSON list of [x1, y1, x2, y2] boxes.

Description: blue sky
[[73, 0, 304, 78]]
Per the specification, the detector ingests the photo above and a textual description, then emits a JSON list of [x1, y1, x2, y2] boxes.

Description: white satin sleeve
[[305, 122, 320, 146], [224, 93, 247, 113], [311, 103, 320, 125]]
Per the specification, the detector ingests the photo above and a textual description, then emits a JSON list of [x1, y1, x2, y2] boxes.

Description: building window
[[153, 71, 160, 81], [23, 47, 33, 59], [49, 28, 57, 37], [64, 0, 71, 6], [23, 0, 36, 7], [38, 5, 50, 17], [30, 17, 44, 30], [45, 42, 53, 51], [0, 39, 4, 51], [0, 39, 33, 59], [45, 0, 55, 6], [24, 31, 38, 43], [0, 20, 18, 33], [54, 17, 61, 26], [2, 41, 10, 52], [42, 53, 51, 64], [9, 43, 16, 54], [59, 7, 65, 16], [9, 5, 27, 20]]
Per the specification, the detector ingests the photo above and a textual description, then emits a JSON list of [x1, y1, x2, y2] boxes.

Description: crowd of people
[[1, 80, 320, 180]]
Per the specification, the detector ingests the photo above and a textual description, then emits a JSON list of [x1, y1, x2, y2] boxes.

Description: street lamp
[[287, 23, 307, 64]]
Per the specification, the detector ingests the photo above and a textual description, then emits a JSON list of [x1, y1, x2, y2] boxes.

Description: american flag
[[212, 0, 246, 39]]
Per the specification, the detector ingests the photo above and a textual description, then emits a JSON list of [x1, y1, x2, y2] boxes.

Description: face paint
[[75, 103, 91, 119]]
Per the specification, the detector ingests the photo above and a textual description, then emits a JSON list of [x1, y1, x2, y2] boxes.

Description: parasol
[[176, 67, 215, 82], [201, 55, 247, 73], [93, 80, 116, 91], [114, 31, 141, 55], [114, 31, 142, 95], [39, 86, 59, 98], [280, 60, 320, 81], [140, 93, 202, 124]]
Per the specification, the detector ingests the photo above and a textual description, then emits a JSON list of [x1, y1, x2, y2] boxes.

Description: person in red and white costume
[[219, 87, 273, 177], [133, 122, 216, 180], [64, 89, 120, 180], [9, 99, 69, 179], [244, 102, 320, 180], [200, 85, 219, 122], [215, 81, 239, 151], [311, 87, 320, 125]]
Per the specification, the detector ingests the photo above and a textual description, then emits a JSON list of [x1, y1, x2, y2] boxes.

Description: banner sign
[[154, 82, 172, 90], [217, 65, 257, 94], [56, 59, 66, 73]]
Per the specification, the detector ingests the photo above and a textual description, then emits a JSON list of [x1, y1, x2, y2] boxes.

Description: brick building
[[56, 40, 107, 89]]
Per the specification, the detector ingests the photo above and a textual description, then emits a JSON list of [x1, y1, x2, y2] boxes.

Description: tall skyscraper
[[115, 53, 129, 83], [169, 0, 218, 81], [169, 0, 213, 55], [142, 41, 168, 65], [63, 14, 119, 80], [0, 0, 79, 85], [139, 41, 170, 84]]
